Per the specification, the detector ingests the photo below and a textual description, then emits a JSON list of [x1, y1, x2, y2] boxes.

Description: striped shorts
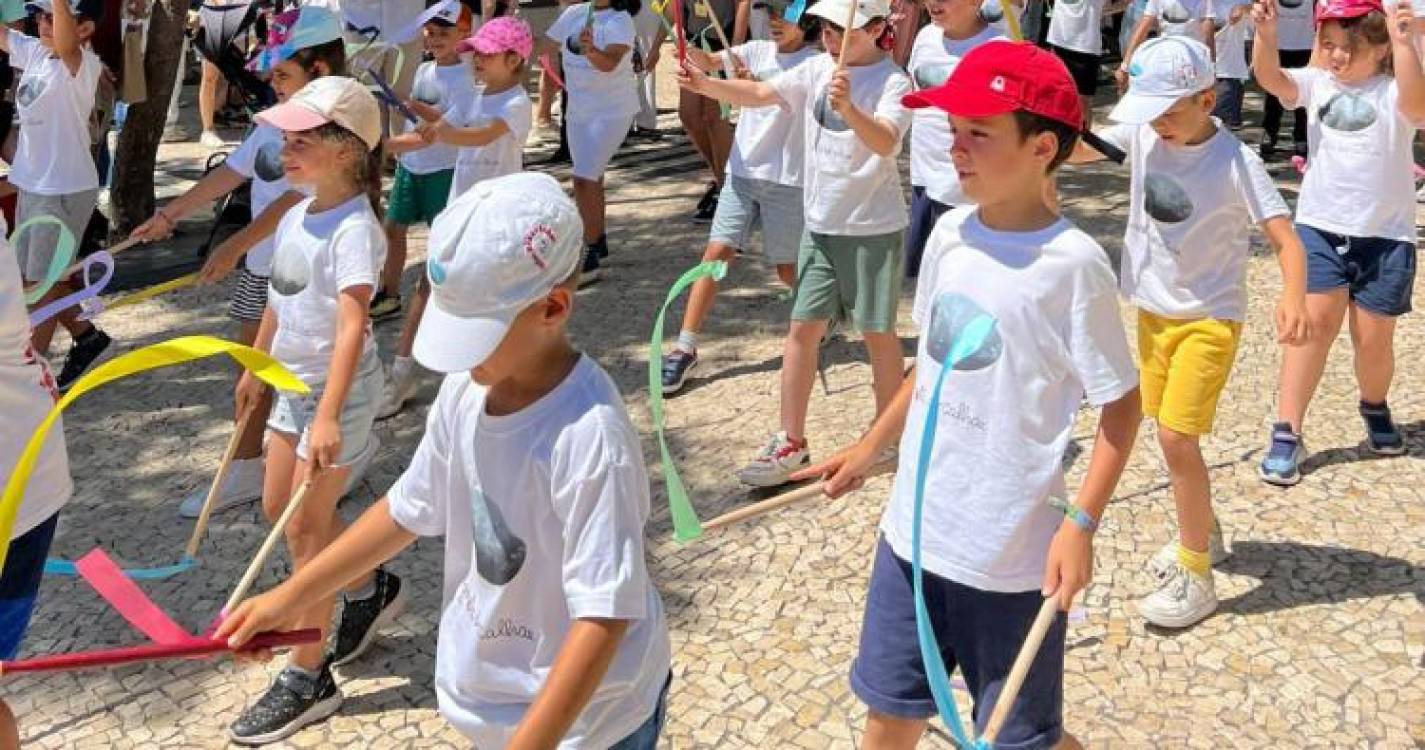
[[229, 268, 269, 323]]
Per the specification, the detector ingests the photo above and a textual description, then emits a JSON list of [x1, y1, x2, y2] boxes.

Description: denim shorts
[[850, 538, 1067, 749], [608, 671, 671, 750], [708, 175, 805, 265], [268, 356, 382, 465], [1300, 223, 1417, 317], [0, 512, 59, 660], [904, 186, 952, 279]]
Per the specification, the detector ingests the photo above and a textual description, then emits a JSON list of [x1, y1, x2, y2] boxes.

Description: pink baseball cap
[[457, 16, 533, 60], [1316, 0, 1383, 24]]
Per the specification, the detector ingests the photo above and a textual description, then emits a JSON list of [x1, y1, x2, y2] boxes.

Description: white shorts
[[569, 114, 634, 180]]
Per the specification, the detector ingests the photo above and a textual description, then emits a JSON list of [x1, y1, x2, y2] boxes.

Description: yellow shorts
[[1137, 310, 1242, 436]]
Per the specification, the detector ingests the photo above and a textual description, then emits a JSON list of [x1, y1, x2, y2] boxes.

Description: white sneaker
[[179, 456, 265, 518], [1417, 183, 1425, 203], [1138, 562, 1217, 629], [736, 431, 810, 488], [1146, 523, 1230, 580], [342, 433, 380, 496], [376, 356, 419, 420], [200, 130, 227, 149]]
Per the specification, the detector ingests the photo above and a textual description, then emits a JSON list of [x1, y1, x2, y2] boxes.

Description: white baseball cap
[[256, 76, 384, 150], [1108, 36, 1216, 124], [807, 0, 892, 28], [413, 172, 585, 374]]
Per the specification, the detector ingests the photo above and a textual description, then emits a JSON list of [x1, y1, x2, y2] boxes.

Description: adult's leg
[[1276, 289, 1349, 432], [679, 88, 715, 173], [1281, 48, 1312, 150], [699, 94, 732, 186], [199, 59, 222, 135]]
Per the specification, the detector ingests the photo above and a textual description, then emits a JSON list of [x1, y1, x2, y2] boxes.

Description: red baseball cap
[[902, 40, 1082, 129], [1316, 0, 1383, 24]]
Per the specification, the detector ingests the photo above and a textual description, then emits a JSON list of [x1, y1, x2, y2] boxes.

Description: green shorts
[[387, 166, 454, 226], [791, 230, 905, 333]]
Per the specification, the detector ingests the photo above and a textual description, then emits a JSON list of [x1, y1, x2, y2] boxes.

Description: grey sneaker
[[661, 349, 698, 395], [229, 662, 342, 746], [736, 431, 810, 488], [1258, 422, 1306, 486], [330, 568, 405, 667]]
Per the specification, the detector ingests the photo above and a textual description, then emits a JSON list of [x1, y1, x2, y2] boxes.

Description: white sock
[[676, 330, 698, 354]]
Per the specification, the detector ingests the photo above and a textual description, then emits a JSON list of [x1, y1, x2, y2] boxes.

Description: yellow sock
[[1177, 544, 1212, 576]]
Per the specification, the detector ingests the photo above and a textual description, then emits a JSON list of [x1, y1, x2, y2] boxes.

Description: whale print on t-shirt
[[269, 247, 311, 296], [1144, 173, 1193, 224], [1160, 0, 1193, 22], [254, 140, 285, 182], [1318, 92, 1377, 132], [979, 0, 1006, 23], [470, 489, 527, 586], [927, 293, 1003, 371], [16, 77, 44, 107], [913, 61, 954, 90], [813, 91, 851, 132]]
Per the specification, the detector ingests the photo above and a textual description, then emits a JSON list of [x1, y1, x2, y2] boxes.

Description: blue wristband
[[1048, 496, 1098, 533]]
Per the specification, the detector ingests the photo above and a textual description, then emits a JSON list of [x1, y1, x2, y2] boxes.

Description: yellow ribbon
[[105, 273, 201, 311], [0, 336, 310, 571]]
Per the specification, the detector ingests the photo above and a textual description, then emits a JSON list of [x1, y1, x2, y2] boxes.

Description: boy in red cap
[[795, 40, 1141, 748]]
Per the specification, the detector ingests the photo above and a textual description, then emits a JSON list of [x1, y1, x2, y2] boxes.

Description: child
[[680, 0, 913, 488], [796, 40, 1141, 748], [370, 0, 477, 322], [129, 4, 348, 519], [659, 0, 820, 394], [1212, 0, 1251, 128], [218, 171, 672, 749], [0, 236, 71, 750], [225, 76, 401, 745], [379, 16, 535, 418], [1, 0, 109, 390], [905, 0, 1002, 277], [1118, 0, 1217, 89], [1252, 0, 1425, 484], [1075, 36, 1309, 628], [538, 0, 641, 281], [1045, 0, 1108, 129]]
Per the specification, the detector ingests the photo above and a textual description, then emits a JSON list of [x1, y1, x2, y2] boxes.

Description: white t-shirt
[[908, 25, 1004, 204], [1145, 0, 1216, 45], [401, 60, 479, 175], [267, 195, 386, 385], [223, 123, 306, 276], [880, 207, 1138, 592], [7, 33, 102, 195], [449, 85, 533, 200], [1213, 9, 1250, 80], [0, 233, 71, 540], [769, 54, 913, 235], [1274, 0, 1314, 51], [388, 360, 671, 748], [1284, 68, 1421, 243], [1047, 0, 1110, 55], [722, 41, 818, 187], [1099, 122, 1288, 320], [546, 4, 639, 122]]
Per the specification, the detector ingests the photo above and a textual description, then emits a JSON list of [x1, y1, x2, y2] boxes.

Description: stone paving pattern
[[8, 54, 1425, 749]]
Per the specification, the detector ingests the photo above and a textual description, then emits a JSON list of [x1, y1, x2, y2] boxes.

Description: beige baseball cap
[[256, 76, 383, 151]]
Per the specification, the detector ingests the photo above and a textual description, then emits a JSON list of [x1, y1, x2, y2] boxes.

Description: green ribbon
[[18, 215, 78, 305], [650, 260, 727, 542]]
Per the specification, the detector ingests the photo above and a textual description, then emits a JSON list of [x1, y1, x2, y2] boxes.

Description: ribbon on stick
[[648, 261, 727, 542], [2, 336, 309, 576]]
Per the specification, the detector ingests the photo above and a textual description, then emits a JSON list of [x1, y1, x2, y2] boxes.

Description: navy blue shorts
[[0, 513, 59, 660], [850, 538, 1067, 749], [1300, 223, 1417, 317], [905, 186, 952, 279]]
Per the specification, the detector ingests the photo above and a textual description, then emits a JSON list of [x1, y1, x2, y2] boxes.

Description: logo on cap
[[523, 225, 555, 270], [990, 75, 1006, 93]]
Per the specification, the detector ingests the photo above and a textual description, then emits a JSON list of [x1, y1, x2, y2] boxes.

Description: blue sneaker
[[661, 349, 698, 395], [1259, 422, 1305, 487], [1360, 401, 1407, 456]]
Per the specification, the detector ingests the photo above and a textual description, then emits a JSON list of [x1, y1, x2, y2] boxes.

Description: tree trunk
[[110, 0, 187, 234]]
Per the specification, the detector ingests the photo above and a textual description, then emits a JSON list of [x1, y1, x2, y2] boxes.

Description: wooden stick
[[836, 0, 859, 70], [699, 0, 734, 52], [58, 236, 142, 278], [981, 597, 1060, 745], [702, 460, 895, 532], [184, 410, 255, 558], [221, 479, 313, 616]]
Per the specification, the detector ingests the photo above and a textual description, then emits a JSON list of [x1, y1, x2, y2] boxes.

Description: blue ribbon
[[28, 250, 114, 329], [45, 555, 197, 580], [912, 314, 997, 749]]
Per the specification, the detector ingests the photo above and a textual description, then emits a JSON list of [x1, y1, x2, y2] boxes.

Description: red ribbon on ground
[[75, 549, 193, 646]]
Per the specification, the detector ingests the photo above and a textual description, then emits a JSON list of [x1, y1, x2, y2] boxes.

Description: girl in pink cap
[[378, 16, 537, 419]]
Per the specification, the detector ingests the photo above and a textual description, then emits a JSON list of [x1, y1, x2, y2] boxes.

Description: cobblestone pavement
[[9, 75, 1425, 748]]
